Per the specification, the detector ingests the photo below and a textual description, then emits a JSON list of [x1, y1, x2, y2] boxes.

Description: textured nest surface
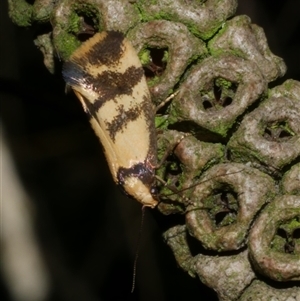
[[8, 0, 300, 300]]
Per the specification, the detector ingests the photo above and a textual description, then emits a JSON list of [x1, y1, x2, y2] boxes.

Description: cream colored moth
[[63, 31, 158, 208]]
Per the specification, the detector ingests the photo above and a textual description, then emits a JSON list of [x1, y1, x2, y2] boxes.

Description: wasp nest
[[8, 0, 300, 300]]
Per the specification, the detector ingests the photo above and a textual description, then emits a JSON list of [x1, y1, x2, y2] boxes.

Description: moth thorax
[[123, 176, 158, 208]]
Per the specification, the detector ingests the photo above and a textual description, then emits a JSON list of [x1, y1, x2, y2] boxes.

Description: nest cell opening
[[204, 186, 239, 228], [143, 47, 168, 79], [71, 4, 99, 41], [263, 120, 294, 142], [201, 78, 237, 111], [273, 216, 300, 255]]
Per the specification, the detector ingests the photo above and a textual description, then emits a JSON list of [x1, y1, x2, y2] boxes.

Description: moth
[[63, 31, 158, 208]]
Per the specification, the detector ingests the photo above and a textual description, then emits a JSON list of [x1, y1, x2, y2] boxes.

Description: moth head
[[123, 176, 158, 208]]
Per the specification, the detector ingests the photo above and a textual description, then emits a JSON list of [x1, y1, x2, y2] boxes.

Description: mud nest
[[8, 0, 300, 300]]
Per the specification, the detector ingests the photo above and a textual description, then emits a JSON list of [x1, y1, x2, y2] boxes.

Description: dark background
[[1, 1, 299, 300]]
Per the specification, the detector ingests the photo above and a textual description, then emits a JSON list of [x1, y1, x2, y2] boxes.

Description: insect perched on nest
[[63, 31, 159, 208]]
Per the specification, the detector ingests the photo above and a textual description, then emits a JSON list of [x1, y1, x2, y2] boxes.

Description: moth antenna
[[156, 133, 191, 170], [159, 169, 245, 198], [131, 206, 146, 293], [155, 175, 183, 196]]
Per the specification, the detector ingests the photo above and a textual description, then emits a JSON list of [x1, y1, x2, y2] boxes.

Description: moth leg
[[155, 132, 190, 169], [154, 132, 192, 204], [155, 90, 184, 169], [155, 175, 182, 197], [155, 91, 179, 113], [155, 174, 191, 207]]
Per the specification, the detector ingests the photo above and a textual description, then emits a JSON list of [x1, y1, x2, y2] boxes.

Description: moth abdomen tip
[[62, 61, 86, 86]]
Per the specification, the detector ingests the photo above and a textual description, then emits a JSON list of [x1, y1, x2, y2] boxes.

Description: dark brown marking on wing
[[63, 60, 145, 110], [90, 66, 145, 110], [140, 95, 157, 168], [71, 31, 125, 68], [88, 31, 124, 66], [117, 162, 155, 190], [105, 103, 142, 142], [94, 66, 144, 98]]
